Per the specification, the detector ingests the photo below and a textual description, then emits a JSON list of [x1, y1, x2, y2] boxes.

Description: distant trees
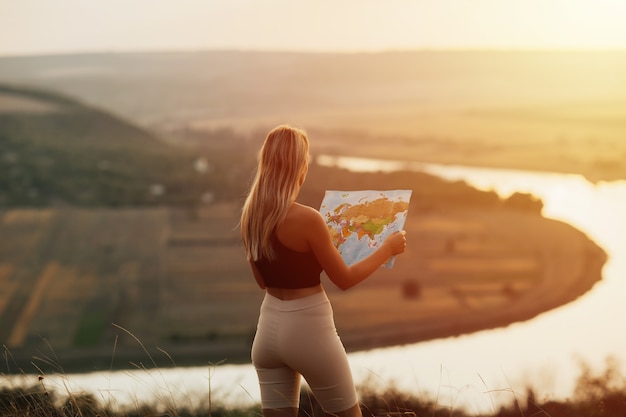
[[503, 192, 543, 213]]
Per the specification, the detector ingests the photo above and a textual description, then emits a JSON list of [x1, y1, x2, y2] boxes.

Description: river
[[15, 156, 626, 415]]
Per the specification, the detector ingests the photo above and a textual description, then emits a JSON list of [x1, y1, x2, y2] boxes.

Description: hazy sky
[[2, 0, 626, 56]]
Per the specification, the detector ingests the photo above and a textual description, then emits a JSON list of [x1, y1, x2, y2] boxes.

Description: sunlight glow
[[2, 0, 626, 56]]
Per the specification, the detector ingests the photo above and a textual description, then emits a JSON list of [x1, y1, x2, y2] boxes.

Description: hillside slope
[[0, 84, 250, 206]]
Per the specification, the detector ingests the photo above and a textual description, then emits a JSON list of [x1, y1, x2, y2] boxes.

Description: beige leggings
[[251, 291, 358, 413]]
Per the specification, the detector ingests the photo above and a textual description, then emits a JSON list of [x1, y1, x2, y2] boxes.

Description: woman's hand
[[307, 206, 408, 290], [384, 230, 407, 256]]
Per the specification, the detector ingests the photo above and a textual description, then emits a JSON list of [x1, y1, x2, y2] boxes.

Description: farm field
[[0, 199, 605, 373], [0, 204, 258, 372]]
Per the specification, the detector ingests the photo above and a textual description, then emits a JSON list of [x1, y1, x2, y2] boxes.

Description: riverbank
[[331, 208, 607, 351], [0, 163, 608, 375], [291, 158, 607, 353]]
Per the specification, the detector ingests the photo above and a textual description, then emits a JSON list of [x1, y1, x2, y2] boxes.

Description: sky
[[2, 0, 626, 56]]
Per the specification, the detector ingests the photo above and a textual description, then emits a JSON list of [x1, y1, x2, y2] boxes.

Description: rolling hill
[[0, 84, 252, 207]]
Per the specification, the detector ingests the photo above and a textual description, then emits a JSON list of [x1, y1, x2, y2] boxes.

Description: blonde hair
[[241, 125, 310, 261]]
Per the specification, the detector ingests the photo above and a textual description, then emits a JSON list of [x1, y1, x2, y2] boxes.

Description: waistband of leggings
[[262, 290, 330, 312]]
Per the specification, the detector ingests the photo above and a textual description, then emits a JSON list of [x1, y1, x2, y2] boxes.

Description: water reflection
[[15, 156, 626, 414], [319, 155, 626, 411]]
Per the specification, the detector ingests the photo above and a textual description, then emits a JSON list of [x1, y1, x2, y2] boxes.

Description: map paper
[[320, 189, 412, 268]]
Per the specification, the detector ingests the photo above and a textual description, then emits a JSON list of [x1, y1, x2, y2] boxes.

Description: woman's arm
[[305, 206, 406, 290]]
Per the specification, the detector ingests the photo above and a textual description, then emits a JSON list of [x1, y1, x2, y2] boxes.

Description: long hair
[[241, 125, 309, 261]]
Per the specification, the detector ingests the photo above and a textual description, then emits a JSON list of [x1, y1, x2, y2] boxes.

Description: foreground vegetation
[[2, 357, 626, 416]]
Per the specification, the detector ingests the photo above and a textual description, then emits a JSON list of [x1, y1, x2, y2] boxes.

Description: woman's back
[[275, 203, 314, 252]]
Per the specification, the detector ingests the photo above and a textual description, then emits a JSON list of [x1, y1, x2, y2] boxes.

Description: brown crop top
[[253, 234, 323, 289]]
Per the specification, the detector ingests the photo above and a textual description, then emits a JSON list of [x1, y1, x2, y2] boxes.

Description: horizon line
[[2, 45, 626, 59]]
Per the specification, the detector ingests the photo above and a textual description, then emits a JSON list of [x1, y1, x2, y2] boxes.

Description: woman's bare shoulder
[[279, 203, 326, 249], [292, 203, 324, 223]]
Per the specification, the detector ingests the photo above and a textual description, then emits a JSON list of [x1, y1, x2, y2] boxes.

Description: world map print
[[320, 189, 412, 268]]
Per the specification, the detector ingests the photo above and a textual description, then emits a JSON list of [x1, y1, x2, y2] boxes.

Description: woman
[[240, 125, 407, 417]]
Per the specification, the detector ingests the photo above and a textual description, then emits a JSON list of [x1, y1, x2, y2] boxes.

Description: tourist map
[[319, 189, 412, 268]]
